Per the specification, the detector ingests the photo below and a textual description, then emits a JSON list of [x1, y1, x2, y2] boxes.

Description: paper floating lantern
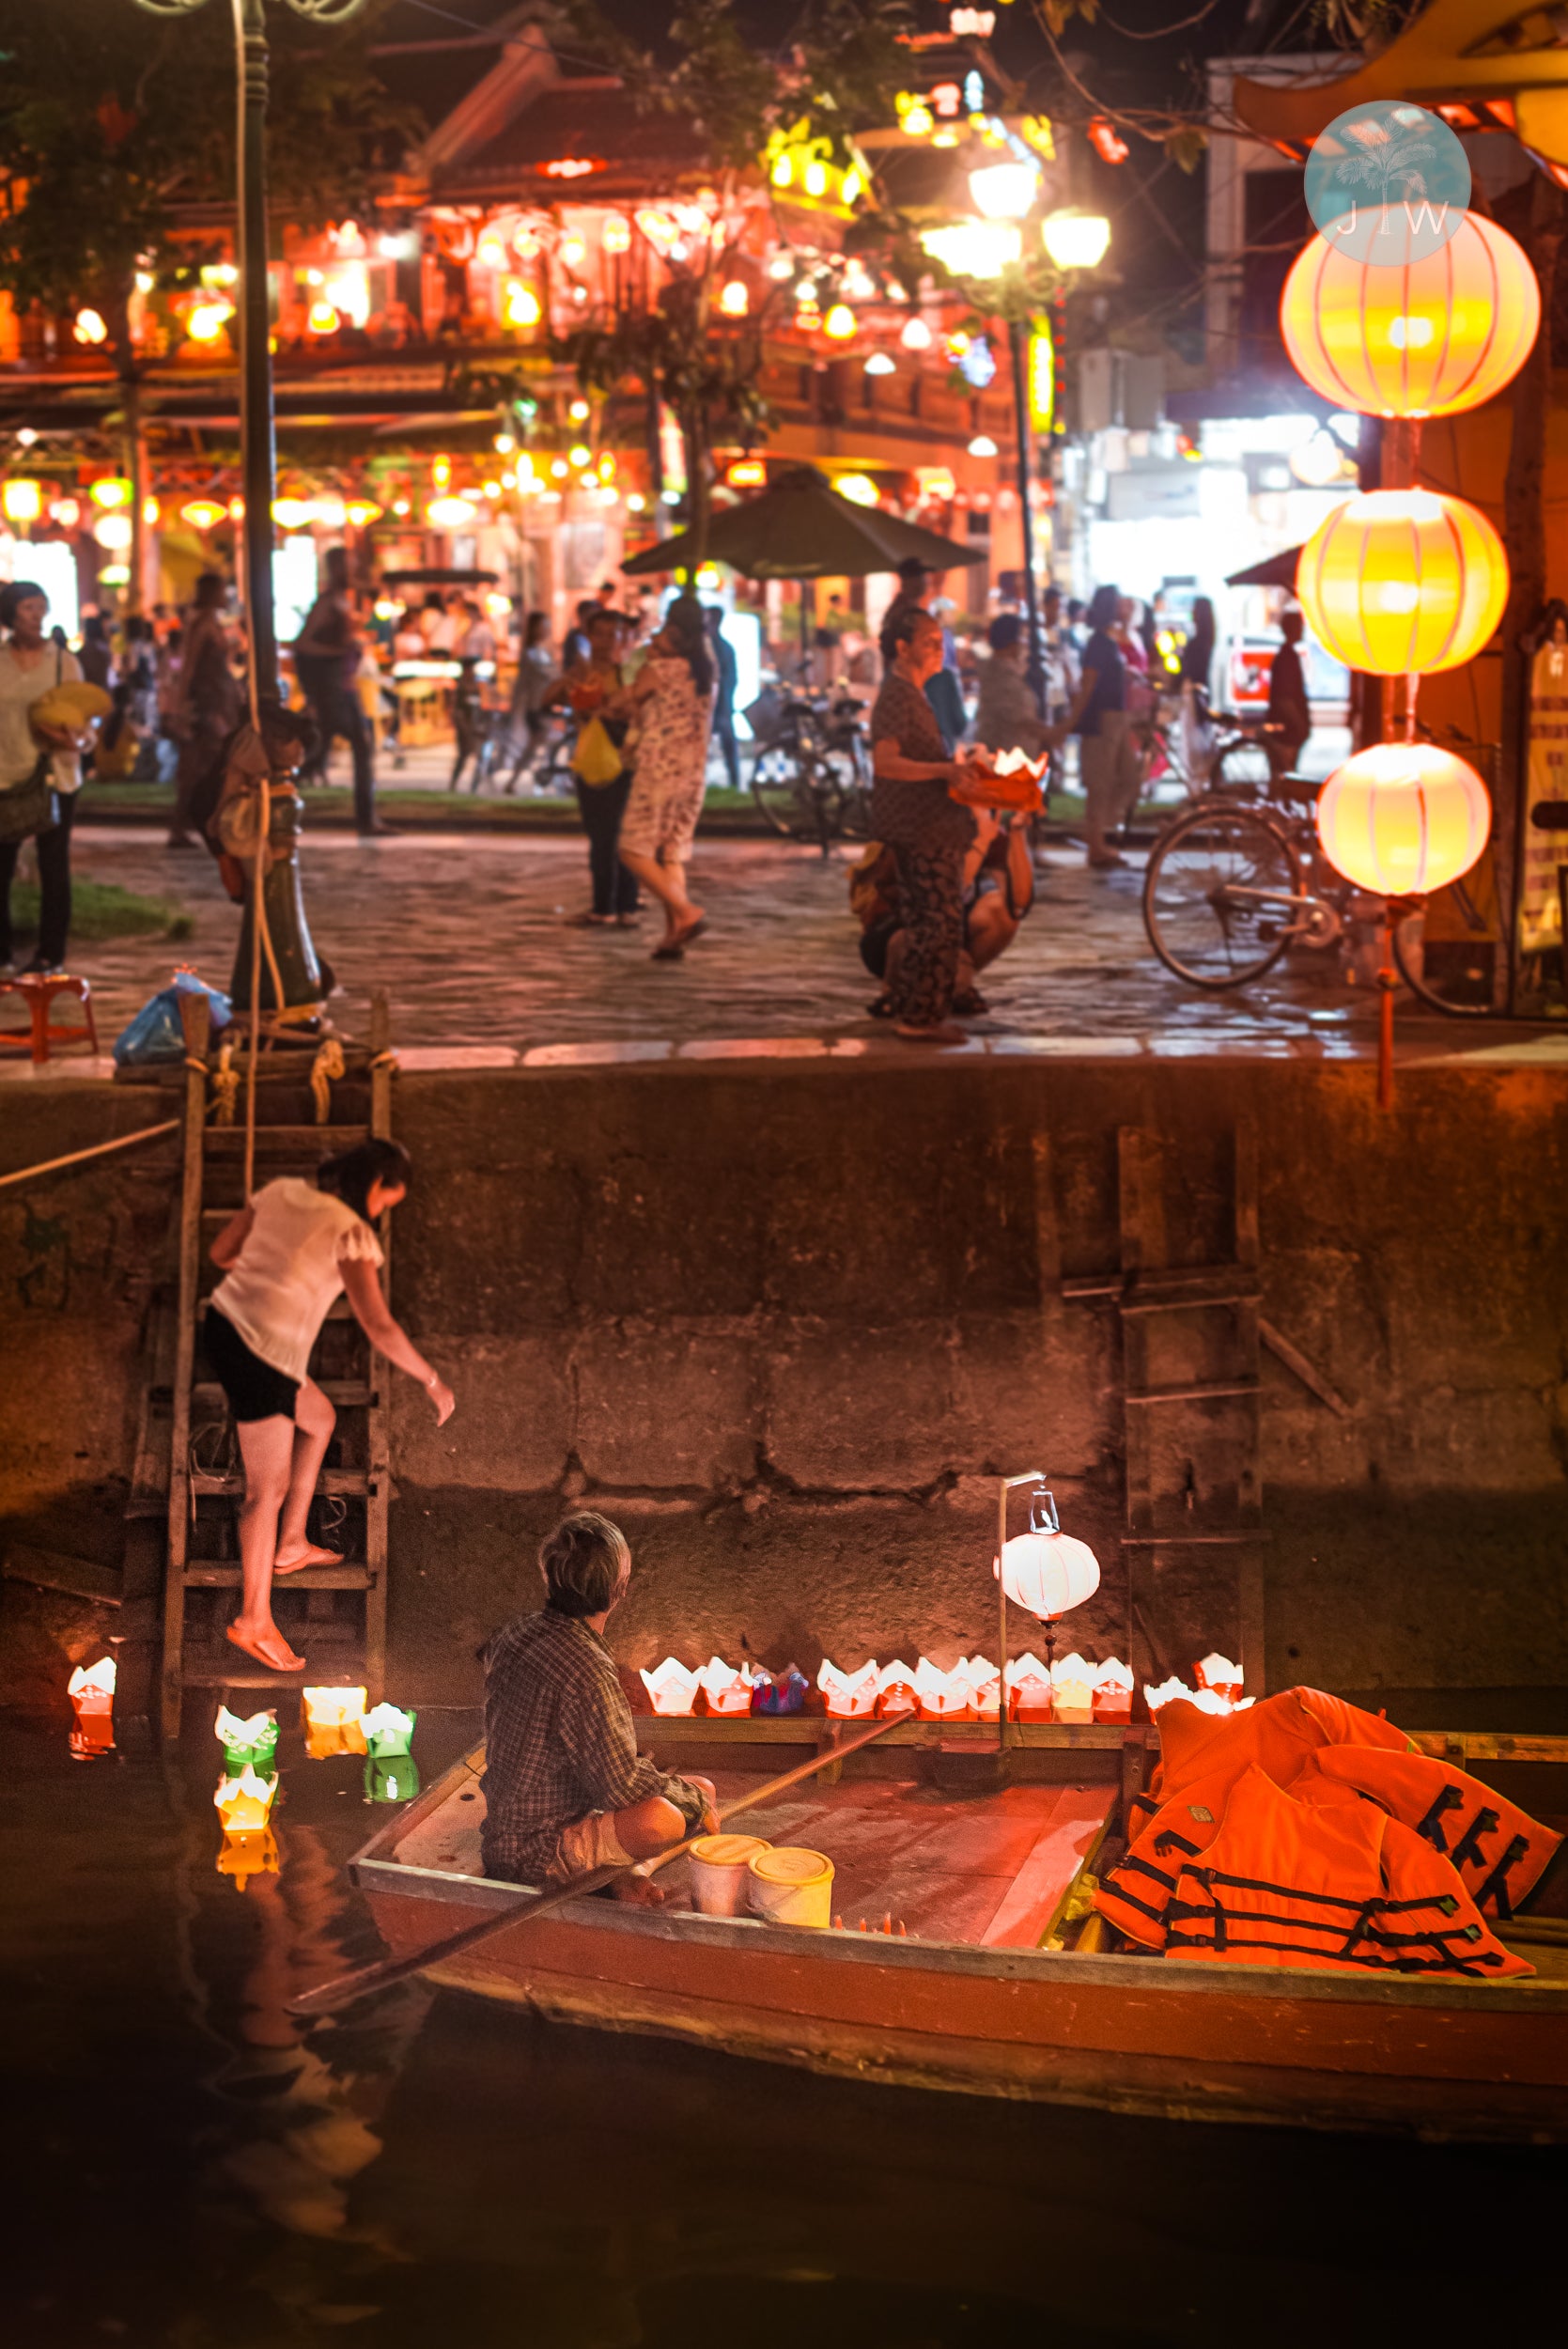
[[215, 1704, 278, 1774], [996, 1527, 1100, 1621], [1143, 1675, 1255, 1718], [301, 1686, 367, 1758], [365, 1756, 421, 1805], [694, 1657, 754, 1718], [640, 1657, 699, 1717], [914, 1657, 977, 1720], [1193, 1653, 1244, 1703], [1316, 741, 1490, 895], [1049, 1653, 1096, 1724], [217, 1826, 279, 1891], [751, 1664, 808, 1716], [1003, 1654, 1054, 1722], [1296, 490, 1507, 677], [875, 1660, 920, 1719], [361, 1702, 416, 1757], [958, 1655, 1001, 1720], [214, 1765, 279, 1831], [67, 1657, 116, 1760], [1281, 214, 1540, 420], [817, 1659, 879, 1719], [1093, 1657, 1134, 1722]]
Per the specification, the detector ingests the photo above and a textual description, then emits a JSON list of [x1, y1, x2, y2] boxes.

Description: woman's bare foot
[[273, 1543, 344, 1576], [226, 1619, 306, 1673], [611, 1871, 667, 1906]]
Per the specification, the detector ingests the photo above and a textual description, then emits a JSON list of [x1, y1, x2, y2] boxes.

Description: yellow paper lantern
[[1296, 490, 1507, 677], [1316, 742, 1490, 896], [1281, 214, 1540, 420], [2, 477, 43, 525], [180, 498, 227, 532]]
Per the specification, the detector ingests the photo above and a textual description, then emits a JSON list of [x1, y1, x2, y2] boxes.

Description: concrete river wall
[[2, 1051, 1565, 1712]]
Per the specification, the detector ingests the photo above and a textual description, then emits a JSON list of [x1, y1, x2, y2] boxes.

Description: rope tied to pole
[[309, 1036, 345, 1125]]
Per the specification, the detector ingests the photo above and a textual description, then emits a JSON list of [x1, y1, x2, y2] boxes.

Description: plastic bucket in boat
[[688, 1833, 771, 1917], [746, 1845, 834, 1929]]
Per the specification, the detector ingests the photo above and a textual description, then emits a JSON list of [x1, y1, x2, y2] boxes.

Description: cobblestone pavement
[[15, 819, 1536, 1070]]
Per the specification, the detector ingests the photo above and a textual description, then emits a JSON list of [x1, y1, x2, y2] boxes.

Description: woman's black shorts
[[204, 1306, 300, 1423]]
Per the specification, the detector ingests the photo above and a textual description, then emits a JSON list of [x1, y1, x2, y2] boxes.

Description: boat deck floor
[[392, 1771, 1117, 1951]]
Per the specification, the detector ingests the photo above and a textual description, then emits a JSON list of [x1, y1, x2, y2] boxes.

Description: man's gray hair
[[538, 1511, 630, 1619]]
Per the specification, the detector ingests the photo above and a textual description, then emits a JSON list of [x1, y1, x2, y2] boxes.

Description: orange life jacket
[[1144, 1687, 1411, 1817], [1160, 1766, 1532, 1979], [1310, 1745, 1562, 1919]]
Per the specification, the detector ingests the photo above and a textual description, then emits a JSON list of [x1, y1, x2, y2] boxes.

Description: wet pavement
[[12, 820, 1550, 1068], [6, 1712, 1565, 2348]]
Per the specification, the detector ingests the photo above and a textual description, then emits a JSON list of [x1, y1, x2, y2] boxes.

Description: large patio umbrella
[[621, 464, 986, 582]]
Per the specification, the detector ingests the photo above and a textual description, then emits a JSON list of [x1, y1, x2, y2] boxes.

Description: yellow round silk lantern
[[1281, 213, 1540, 418], [1296, 490, 1507, 676], [1316, 742, 1490, 894]]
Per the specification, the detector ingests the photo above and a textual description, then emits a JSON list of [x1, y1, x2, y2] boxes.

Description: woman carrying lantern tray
[[206, 1138, 455, 1674]]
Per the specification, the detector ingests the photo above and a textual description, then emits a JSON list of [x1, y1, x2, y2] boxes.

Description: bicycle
[[1141, 782, 1493, 1016], [748, 689, 872, 852]]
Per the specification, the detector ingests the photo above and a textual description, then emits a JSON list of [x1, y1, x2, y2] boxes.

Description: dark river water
[[5, 1711, 1563, 2348]]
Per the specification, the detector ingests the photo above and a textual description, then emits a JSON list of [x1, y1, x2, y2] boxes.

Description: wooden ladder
[[157, 990, 395, 1741], [1064, 1120, 1268, 1692]]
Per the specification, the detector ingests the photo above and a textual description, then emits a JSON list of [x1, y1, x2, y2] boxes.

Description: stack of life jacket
[[1094, 1688, 1561, 1979]]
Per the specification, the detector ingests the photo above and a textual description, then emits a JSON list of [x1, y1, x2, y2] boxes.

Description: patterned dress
[[868, 671, 973, 1026], [618, 655, 715, 864]]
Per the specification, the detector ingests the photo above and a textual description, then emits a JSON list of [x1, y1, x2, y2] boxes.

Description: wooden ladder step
[[1125, 1378, 1261, 1407], [191, 1467, 376, 1498], [180, 1644, 365, 1690], [182, 1561, 375, 1589]]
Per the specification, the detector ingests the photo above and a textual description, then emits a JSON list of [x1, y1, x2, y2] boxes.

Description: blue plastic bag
[[113, 972, 231, 1066]]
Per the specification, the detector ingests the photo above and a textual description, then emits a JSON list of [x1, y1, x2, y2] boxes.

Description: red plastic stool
[[0, 972, 100, 1066]]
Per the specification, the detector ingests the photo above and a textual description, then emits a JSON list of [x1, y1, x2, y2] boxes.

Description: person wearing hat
[[0, 580, 89, 977]]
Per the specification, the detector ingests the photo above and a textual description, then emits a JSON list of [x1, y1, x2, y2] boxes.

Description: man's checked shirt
[[480, 1606, 706, 1883]]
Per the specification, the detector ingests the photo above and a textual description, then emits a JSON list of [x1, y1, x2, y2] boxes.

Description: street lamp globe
[[1042, 210, 1112, 271], [968, 159, 1040, 224], [920, 219, 1022, 280]]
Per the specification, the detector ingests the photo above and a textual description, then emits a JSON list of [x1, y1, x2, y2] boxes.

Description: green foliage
[[0, 0, 414, 362], [8, 875, 190, 941]]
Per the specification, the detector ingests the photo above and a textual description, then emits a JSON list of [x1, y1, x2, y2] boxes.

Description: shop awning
[[1226, 546, 1304, 589], [622, 464, 986, 582]]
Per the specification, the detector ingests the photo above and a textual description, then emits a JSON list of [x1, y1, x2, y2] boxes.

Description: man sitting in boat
[[480, 1512, 717, 1900]]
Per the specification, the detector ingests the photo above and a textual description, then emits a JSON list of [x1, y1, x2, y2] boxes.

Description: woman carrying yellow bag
[[549, 608, 641, 928]]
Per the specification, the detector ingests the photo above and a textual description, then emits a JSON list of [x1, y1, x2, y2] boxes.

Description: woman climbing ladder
[[205, 1138, 455, 1673]]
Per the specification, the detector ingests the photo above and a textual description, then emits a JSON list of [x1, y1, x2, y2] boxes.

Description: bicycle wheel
[[1209, 734, 1274, 797], [820, 746, 872, 837], [751, 746, 843, 843], [1143, 806, 1304, 988], [1391, 900, 1498, 1017]]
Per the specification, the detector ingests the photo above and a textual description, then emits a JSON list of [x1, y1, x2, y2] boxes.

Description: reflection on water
[[3, 1717, 1565, 2348]]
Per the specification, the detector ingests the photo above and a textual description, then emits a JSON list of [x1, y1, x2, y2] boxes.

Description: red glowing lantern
[[1281, 214, 1540, 420], [1296, 490, 1508, 677], [1316, 742, 1491, 895]]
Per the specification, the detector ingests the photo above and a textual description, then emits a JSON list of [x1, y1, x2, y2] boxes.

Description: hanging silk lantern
[[215, 1704, 278, 1774], [996, 1523, 1100, 1621], [1296, 490, 1507, 677], [67, 1658, 116, 1759], [1281, 214, 1540, 419], [1316, 741, 1490, 894], [301, 1686, 367, 1758]]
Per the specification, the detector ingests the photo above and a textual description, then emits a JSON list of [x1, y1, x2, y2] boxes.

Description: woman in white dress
[[206, 1138, 455, 1673]]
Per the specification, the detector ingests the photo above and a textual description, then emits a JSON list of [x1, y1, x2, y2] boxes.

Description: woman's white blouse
[[211, 1178, 383, 1381]]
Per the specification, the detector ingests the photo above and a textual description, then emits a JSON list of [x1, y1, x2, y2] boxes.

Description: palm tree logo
[[1332, 110, 1439, 237], [1306, 101, 1467, 263]]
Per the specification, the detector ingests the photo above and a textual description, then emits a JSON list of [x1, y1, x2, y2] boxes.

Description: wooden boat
[[350, 1716, 1568, 2142]]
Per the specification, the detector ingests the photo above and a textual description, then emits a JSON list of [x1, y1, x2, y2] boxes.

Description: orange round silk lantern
[[1296, 490, 1507, 676], [1316, 742, 1490, 894], [1281, 213, 1540, 418]]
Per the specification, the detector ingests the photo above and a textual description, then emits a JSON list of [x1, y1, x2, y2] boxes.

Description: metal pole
[[1009, 316, 1047, 717], [232, 0, 278, 706]]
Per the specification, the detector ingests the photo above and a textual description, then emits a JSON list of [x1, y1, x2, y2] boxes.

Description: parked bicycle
[[1141, 756, 1497, 1018], [746, 686, 872, 851]]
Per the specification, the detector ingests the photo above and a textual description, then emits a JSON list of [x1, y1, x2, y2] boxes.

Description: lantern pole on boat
[[996, 1470, 1046, 1760], [994, 1470, 1102, 1755], [287, 1706, 908, 2019]]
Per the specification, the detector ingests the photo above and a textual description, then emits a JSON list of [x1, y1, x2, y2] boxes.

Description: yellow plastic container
[[688, 1833, 771, 1917], [746, 1844, 835, 1930]]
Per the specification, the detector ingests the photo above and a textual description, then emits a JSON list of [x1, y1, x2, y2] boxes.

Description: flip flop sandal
[[225, 1622, 306, 1673]]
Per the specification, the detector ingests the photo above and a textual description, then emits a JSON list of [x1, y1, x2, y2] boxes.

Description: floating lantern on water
[[1143, 1674, 1252, 1718], [214, 1704, 278, 1774], [875, 1660, 919, 1719], [301, 1687, 367, 1758], [817, 1659, 878, 1719], [750, 1663, 808, 1716], [1004, 1654, 1055, 1721], [216, 1826, 279, 1891], [1193, 1653, 1244, 1704], [214, 1764, 279, 1830], [1093, 1658, 1135, 1722], [639, 1657, 699, 1717], [693, 1657, 754, 1717], [67, 1657, 116, 1760], [360, 1702, 417, 1788], [365, 1755, 421, 1804], [1050, 1653, 1096, 1724]]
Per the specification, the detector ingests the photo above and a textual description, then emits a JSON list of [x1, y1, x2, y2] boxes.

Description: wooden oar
[[288, 1709, 905, 2018]]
